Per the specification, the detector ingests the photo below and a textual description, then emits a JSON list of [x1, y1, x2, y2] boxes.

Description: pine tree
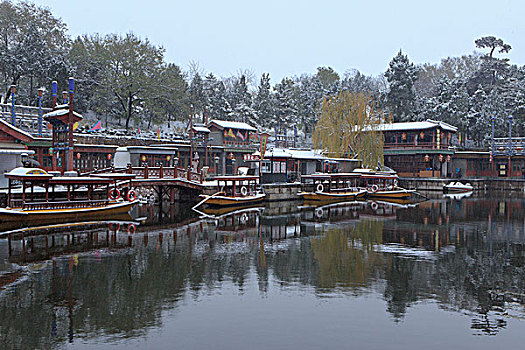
[[274, 78, 298, 133], [385, 50, 419, 121], [253, 73, 275, 128]]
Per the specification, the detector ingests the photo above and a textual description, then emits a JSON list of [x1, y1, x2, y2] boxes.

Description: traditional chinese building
[[378, 120, 458, 177]]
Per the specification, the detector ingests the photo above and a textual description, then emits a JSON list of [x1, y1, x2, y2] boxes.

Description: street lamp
[[215, 156, 220, 175]]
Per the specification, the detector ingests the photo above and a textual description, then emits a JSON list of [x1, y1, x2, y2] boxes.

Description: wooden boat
[[299, 173, 368, 204], [443, 181, 473, 193], [355, 171, 416, 200], [198, 176, 265, 207], [0, 167, 138, 226]]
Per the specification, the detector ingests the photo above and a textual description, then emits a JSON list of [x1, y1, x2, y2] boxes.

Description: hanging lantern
[[439, 154, 444, 162], [447, 133, 451, 141], [141, 155, 147, 162], [76, 152, 81, 160], [424, 154, 430, 162], [48, 147, 53, 156], [446, 155, 451, 162], [420, 131, 425, 139], [107, 153, 112, 160], [167, 155, 172, 162], [401, 133, 407, 140]]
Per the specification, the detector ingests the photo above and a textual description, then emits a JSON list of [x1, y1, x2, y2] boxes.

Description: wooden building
[[377, 120, 458, 177]]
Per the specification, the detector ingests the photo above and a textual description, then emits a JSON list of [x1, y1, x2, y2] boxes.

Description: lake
[[1, 195, 524, 349]]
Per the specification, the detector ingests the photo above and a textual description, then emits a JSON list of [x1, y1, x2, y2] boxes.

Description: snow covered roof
[[192, 126, 211, 133], [209, 119, 257, 131], [0, 118, 35, 142], [371, 120, 457, 133], [43, 108, 83, 120], [7, 167, 50, 177], [252, 148, 326, 160]]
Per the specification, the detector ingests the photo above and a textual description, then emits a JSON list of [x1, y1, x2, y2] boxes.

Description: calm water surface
[[1, 195, 524, 349]]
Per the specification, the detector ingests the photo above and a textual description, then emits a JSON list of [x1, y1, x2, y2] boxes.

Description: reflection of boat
[[198, 176, 265, 207], [0, 168, 138, 228], [302, 200, 365, 223], [443, 191, 472, 200], [0, 213, 139, 237], [199, 205, 264, 218], [299, 173, 367, 204], [443, 181, 473, 193]]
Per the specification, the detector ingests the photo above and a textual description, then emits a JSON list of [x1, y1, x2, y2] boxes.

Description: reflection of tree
[[312, 221, 383, 290]]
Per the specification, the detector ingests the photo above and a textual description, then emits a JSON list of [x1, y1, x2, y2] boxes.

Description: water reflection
[[0, 197, 524, 348]]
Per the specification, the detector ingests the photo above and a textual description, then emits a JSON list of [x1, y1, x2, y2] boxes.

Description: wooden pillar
[[7, 179, 11, 207], [22, 181, 26, 208]]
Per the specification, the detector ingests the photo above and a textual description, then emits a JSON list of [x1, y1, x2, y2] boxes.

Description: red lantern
[[446, 155, 451, 162], [420, 132, 425, 139], [76, 152, 81, 160], [401, 133, 407, 140], [167, 155, 171, 162], [438, 154, 444, 162], [107, 153, 112, 160], [141, 155, 147, 162], [424, 154, 430, 162]]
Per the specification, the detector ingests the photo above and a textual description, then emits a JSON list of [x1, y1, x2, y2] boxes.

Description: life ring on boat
[[109, 188, 121, 200], [127, 223, 136, 234], [240, 186, 248, 196], [240, 213, 248, 224], [316, 183, 324, 192], [315, 207, 323, 218], [371, 185, 379, 193], [127, 189, 136, 202], [393, 179, 398, 187], [109, 222, 120, 231], [371, 202, 378, 210]]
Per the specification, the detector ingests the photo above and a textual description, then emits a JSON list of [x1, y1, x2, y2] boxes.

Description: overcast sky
[[31, 0, 523, 83]]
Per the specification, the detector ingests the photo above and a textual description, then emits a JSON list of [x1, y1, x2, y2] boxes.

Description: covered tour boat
[[0, 168, 138, 227], [299, 173, 367, 204], [197, 176, 265, 207], [355, 170, 416, 200]]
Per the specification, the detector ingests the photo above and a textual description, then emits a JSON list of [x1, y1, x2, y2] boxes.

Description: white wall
[[0, 154, 21, 188]]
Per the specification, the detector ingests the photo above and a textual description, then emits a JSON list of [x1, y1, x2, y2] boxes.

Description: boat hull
[[0, 201, 138, 225], [367, 189, 416, 200]]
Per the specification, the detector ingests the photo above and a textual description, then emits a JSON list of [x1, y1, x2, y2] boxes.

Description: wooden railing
[[78, 165, 204, 183], [383, 142, 451, 149]]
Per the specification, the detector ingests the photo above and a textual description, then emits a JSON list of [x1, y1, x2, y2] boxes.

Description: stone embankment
[[399, 177, 525, 192]]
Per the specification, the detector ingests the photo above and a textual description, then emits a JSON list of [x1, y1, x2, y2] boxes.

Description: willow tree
[[313, 91, 388, 168]]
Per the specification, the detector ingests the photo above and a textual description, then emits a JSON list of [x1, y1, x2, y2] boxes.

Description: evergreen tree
[[385, 50, 419, 121], [253, 73, 275, 128], [274, 78, 299, 133]]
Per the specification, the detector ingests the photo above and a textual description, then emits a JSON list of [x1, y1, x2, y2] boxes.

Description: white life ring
[[316, 183, 324, 192], [240, 186, 248, 196], [109, 189, 121, 200], [127, 189, 136, 202], [371, 185, 379, 193], [393, 178, 399, 187], [371, 202, 378, 210], [315, 207, 323, 218], [240, 213, 248, 224]]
